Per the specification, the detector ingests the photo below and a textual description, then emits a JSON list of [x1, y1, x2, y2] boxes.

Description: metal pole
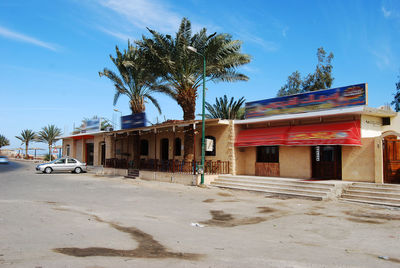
[[200, 55, 206, 185]]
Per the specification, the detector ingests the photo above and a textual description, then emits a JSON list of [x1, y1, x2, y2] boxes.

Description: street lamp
[[187, 45, 206, 185], [113, 108, 122, 130]]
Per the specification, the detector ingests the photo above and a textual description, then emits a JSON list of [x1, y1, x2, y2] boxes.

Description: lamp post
[[187, 45, 206, 185], [113, 108, 122, 130]]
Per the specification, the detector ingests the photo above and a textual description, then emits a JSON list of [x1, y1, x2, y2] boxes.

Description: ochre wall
[[235, 146, 256, 175], [280, 146, 312, 178], [342, 138, 375, 182]]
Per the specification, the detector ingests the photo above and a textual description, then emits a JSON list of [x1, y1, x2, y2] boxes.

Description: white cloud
[[370, 44, 394, 70], [98, 27, 134, 41], [382, 6, 392, 18], [236, 31, 279, 52], [98, 0, 182, 33], [0, 26, 58, 51]]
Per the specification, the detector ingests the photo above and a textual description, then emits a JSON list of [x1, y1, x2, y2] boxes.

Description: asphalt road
[[1, 160, 400, 268]]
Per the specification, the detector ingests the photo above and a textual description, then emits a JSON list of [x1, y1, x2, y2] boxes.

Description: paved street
[[1, 161, 400, 267]]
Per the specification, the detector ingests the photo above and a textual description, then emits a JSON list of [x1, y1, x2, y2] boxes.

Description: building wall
[[280, 146, 312, 178], [62, 139, 73, 157], [235, 146, 256, 175], [94, 135, 105, 166], [361, 115, 384, 138], [75, 139, 83, 161], [342, 138, 375, 182]]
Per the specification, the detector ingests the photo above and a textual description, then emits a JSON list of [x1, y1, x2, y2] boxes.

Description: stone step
[[215, 178, 332, 192], [211, 181, 329, 198], [211, 183, 324, 201], [345, 185, 400, 194], [340, 193, 400, 205], [340, 198, 400, 208], [217, 175, 335, 188], [351, 182, 400, 189], [343, 190, 400, 199]]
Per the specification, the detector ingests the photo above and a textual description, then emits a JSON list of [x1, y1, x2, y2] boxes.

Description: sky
[[1, 0, 400, 151]]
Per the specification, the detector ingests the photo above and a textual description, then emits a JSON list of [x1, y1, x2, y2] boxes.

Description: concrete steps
[[211, 175, 336, 200], [340, 182, 400, 207]]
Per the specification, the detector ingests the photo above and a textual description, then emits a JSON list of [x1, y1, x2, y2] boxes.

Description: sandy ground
[[1, 161, 400, 268]]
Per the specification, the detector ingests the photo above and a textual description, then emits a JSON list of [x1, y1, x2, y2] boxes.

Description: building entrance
[[383, 136, 400, 184], [312, 145, 342, 180], [86, 143, 94, 166]]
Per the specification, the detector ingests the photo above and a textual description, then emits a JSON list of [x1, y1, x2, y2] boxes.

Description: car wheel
[[44, 167, 52, 174], [74, 167, 82, 174]]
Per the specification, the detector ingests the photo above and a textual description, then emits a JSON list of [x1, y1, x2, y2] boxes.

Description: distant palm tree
[[138, 18, 250, 159], [0, 134, 10, 149], [15, 129, 36, 158], [37, 125, 62, 161], [99, 41, 162, 114], [205, 95, 246, 119]]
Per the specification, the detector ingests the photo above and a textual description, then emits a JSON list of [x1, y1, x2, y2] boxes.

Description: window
[[256, 146, 279, 163], [205, 136, 216, 156], [66, 145, 70, 156], [55, 159, 66, 164], [175, 138, 181, 156], [140, 139, 149, 156], [67, 158, 77, 163]]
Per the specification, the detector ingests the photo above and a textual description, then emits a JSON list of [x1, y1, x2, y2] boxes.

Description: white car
[[36, 157, 87, 174], [0, 156, 9, 164]]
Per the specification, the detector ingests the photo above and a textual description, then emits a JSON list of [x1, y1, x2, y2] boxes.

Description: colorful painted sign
[[121, 113, 146, 129], [245, 83, 367, 119]]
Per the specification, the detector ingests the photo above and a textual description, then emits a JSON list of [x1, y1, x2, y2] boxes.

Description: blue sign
[[245, 83, 367, 119], [121, 113, 146, 129]]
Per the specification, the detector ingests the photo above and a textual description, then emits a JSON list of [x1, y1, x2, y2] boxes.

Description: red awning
[[235, 120, 361, 147], [287, 120, 361, 146], [235, 126, 290, 147], [72, 135, 94, 140]]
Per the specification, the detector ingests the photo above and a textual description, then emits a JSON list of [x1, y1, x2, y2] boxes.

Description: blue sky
[[1, 0, 400, 150]]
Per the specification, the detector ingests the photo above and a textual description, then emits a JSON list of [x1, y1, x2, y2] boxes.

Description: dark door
[[101, 143, 106, 166], [383, 136, 400, 184], [312, 145, 342, 180], [86, 143, 94, 166], [161, 138, 169, 161]]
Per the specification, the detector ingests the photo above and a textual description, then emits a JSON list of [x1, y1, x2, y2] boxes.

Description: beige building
[[61, 84, 400, 185]]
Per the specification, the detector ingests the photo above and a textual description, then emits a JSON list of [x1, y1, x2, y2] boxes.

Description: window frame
[[204, 136, 216, 156], [140, 139, 149, 156], [256, 146, 279, 163]]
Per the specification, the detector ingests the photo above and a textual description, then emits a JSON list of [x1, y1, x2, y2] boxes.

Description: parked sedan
[[36, 157, 87, 174]]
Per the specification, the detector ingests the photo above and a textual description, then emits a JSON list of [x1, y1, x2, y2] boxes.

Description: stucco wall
[[235, 146, 256, 175], [62, 139, 73, 157], [280, 146, 312, 178], [75, 140, 83, 162], [342, 138, 375, 182], [361, 115, 383, 138], [93, 135, 105, 166]]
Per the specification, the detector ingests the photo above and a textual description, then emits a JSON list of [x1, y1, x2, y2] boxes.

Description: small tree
[[37, 125, 62, 161], [15, 129, 36, 158], [391, 73, 400, 112], [278, 47, 334, 96], [205, 95, 246, 119], [0, 134, 10, 150]]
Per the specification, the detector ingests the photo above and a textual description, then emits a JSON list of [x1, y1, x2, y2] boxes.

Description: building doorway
[[383, 136, 400, 184], [86, 143, 94, 166], [100, 142, 106, 166], [312, 145, 342, 180], [161, 138, 169, 161]]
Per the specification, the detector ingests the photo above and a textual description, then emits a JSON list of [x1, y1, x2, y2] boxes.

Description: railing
[[105, 158, 230, 175]]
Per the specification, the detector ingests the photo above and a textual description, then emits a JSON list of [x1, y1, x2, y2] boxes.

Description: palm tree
[[0, 134, 10, 150], [205, 95, 246, 119], [137, 17, 251, 159], [100, 42, 163, 168], [99, 41, 162, 114], [37, 125, 62, 161], [15, 129, 36, 158]]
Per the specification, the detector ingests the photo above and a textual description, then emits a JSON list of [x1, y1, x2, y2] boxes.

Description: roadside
[[1, 161, 400, 267]]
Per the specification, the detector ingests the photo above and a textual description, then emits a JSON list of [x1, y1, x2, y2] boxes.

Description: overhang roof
[[234, 105, 396, 125]]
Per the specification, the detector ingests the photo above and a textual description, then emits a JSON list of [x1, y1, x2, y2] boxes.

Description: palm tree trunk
[[180, 93, 197, 161], [25, 142, 29, 159], [48, 144, 52, 161]]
